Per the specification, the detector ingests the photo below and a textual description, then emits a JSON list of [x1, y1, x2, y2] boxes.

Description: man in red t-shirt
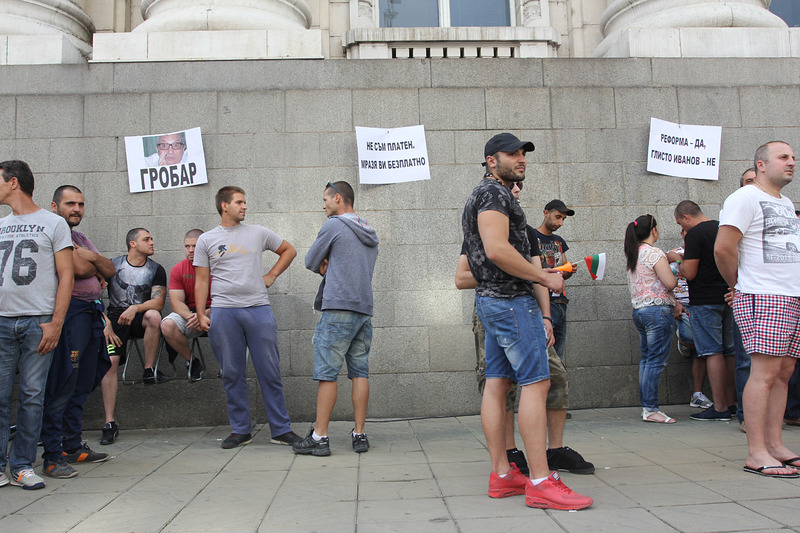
[[160, 229, 210, 382]]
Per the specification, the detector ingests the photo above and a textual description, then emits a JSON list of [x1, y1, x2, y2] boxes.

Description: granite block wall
[[2, 57, 798, 428]]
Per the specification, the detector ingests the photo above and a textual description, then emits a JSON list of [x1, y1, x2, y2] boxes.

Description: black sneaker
[[42, 458, 78, 479], [351, 430, 369, 453], [547, 446, 595, 475], [690, 406, 732, 421], [506, 448, 529, 476], [270, 431, 302, 446], [63, 442, 110, 463], [100, 421, 119, 445], [188, 358, 204, 382], [728, 405, 738, 417], [293, 427, 331, 456], [143, 367, 171, 385], [221, 433, 252, 449]]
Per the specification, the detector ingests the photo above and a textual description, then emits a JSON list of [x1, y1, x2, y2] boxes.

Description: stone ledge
[[601, 27, 800, 58], [0, 34, 85, 65], [92, 29, 323, 62]]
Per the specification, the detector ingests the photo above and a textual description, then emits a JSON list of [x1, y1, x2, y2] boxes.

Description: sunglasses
[[326, 181, 340, 195]]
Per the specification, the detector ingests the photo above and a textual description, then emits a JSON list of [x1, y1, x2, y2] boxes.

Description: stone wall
[[2, 58, 799, 429]]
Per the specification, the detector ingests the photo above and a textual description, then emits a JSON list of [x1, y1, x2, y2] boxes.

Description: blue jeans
[[313, 310, 372, 381], [0, 315, 54, 474], [733, 319, 750, 423], [476, 294, 550, 386], [550, 301, 567, 361], [632, 306, 675, 411], [208, 306, 292, 437]]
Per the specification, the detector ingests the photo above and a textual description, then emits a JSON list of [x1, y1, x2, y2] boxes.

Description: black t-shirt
[[533, 229, 569, 299], [461, 178, 537, 298], [107, 256, 167, 317], [683, 219, 728, 305], [461, 227, 540, 258]]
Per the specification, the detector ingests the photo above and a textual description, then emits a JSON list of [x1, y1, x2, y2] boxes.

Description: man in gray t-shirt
[[194, 186, 301, 450], [0, 160, 74, 490]]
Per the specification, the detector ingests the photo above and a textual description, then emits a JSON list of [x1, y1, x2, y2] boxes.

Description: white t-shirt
[[719, 185, 800, 296], [193, 223, 284, 308], [0, 209, 72, 316]]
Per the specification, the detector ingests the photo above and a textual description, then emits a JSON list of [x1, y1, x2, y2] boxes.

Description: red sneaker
[[488, 463, 528, 498], [525, 472, 593, 510]]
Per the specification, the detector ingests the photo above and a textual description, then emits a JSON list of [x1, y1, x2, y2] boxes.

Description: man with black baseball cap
[[534, 199, 576, 362], [462, 133, 592, 510]]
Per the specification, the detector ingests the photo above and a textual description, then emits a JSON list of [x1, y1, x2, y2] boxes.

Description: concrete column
[[595, 0, 788, 57], [134, 0, 312, 32], [0, 0, 95, 61]]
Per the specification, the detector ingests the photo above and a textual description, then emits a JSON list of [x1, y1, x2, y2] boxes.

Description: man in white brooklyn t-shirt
[[193, 186, 302, 450], [715, 141, 800, 478]]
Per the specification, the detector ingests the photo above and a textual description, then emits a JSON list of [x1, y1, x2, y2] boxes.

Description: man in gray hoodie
[[294, 181, 379, 457]]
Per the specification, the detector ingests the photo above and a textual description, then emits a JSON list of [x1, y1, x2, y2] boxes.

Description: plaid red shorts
[[733, 292, 800, 358]]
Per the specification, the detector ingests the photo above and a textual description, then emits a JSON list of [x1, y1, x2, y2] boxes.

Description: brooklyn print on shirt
[[761, 200, 800, 263]]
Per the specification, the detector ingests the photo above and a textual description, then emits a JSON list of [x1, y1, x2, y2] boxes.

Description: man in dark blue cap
[[461, 133, 592, 510]]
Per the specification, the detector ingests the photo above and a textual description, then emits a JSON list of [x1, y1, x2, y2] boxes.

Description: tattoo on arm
[[151, 285, 166, 301]]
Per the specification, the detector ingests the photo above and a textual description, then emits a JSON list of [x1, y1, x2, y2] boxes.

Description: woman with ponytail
[[624, 214, 679, 423]]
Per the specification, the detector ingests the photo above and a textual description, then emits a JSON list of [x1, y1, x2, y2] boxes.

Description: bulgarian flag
[[584, 253, 606, 280]]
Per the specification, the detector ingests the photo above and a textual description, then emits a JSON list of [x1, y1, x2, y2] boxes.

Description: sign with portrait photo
[[124, 127, 208, 193]]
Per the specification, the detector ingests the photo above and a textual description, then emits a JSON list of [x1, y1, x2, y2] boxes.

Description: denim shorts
[[689, 303, 734, 357], [476, 294, 550, 386], [313, 310, 372, 381]]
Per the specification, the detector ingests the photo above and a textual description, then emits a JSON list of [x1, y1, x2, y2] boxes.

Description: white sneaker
[[0, 472, 8, 487], [9, 468, 45, 490], [690, 392, 713, 409]]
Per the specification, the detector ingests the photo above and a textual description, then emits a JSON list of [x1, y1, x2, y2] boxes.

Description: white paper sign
[[124, 127, 208, 193], [647, 118, 722, 180], [355, 125, 431, 184]]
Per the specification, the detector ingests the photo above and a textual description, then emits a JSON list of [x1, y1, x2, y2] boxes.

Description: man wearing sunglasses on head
[[294, 181, 379, 457], [461, 133, 592, 510]]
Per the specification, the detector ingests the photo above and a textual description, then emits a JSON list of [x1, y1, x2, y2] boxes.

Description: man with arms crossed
[[40, 185, 114, 479], [715, 141, 800, 478], [294, 181, 379, 456], [195, 186, 301, 449], [462, 134, 591, 509], [100, 228, 168, 445], [0, 160, 73, 490], [160, 229, 207, 382]]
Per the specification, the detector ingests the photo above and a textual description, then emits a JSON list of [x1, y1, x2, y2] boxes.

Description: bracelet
[[542, 316, 553, 322], [676, 259, 681, 264]]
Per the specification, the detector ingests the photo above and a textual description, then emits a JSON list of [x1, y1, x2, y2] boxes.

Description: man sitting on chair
[[99, 228, 167, 445], [160, 229, 208, 382]]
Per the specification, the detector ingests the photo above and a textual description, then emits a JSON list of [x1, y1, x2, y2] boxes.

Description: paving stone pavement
[[2, 405, 800, 532]]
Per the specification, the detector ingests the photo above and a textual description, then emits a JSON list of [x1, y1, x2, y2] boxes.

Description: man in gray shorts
[[160, 229, 207, 382]]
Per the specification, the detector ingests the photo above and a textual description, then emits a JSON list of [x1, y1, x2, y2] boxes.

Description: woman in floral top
[[624, 214, 680, 423]]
